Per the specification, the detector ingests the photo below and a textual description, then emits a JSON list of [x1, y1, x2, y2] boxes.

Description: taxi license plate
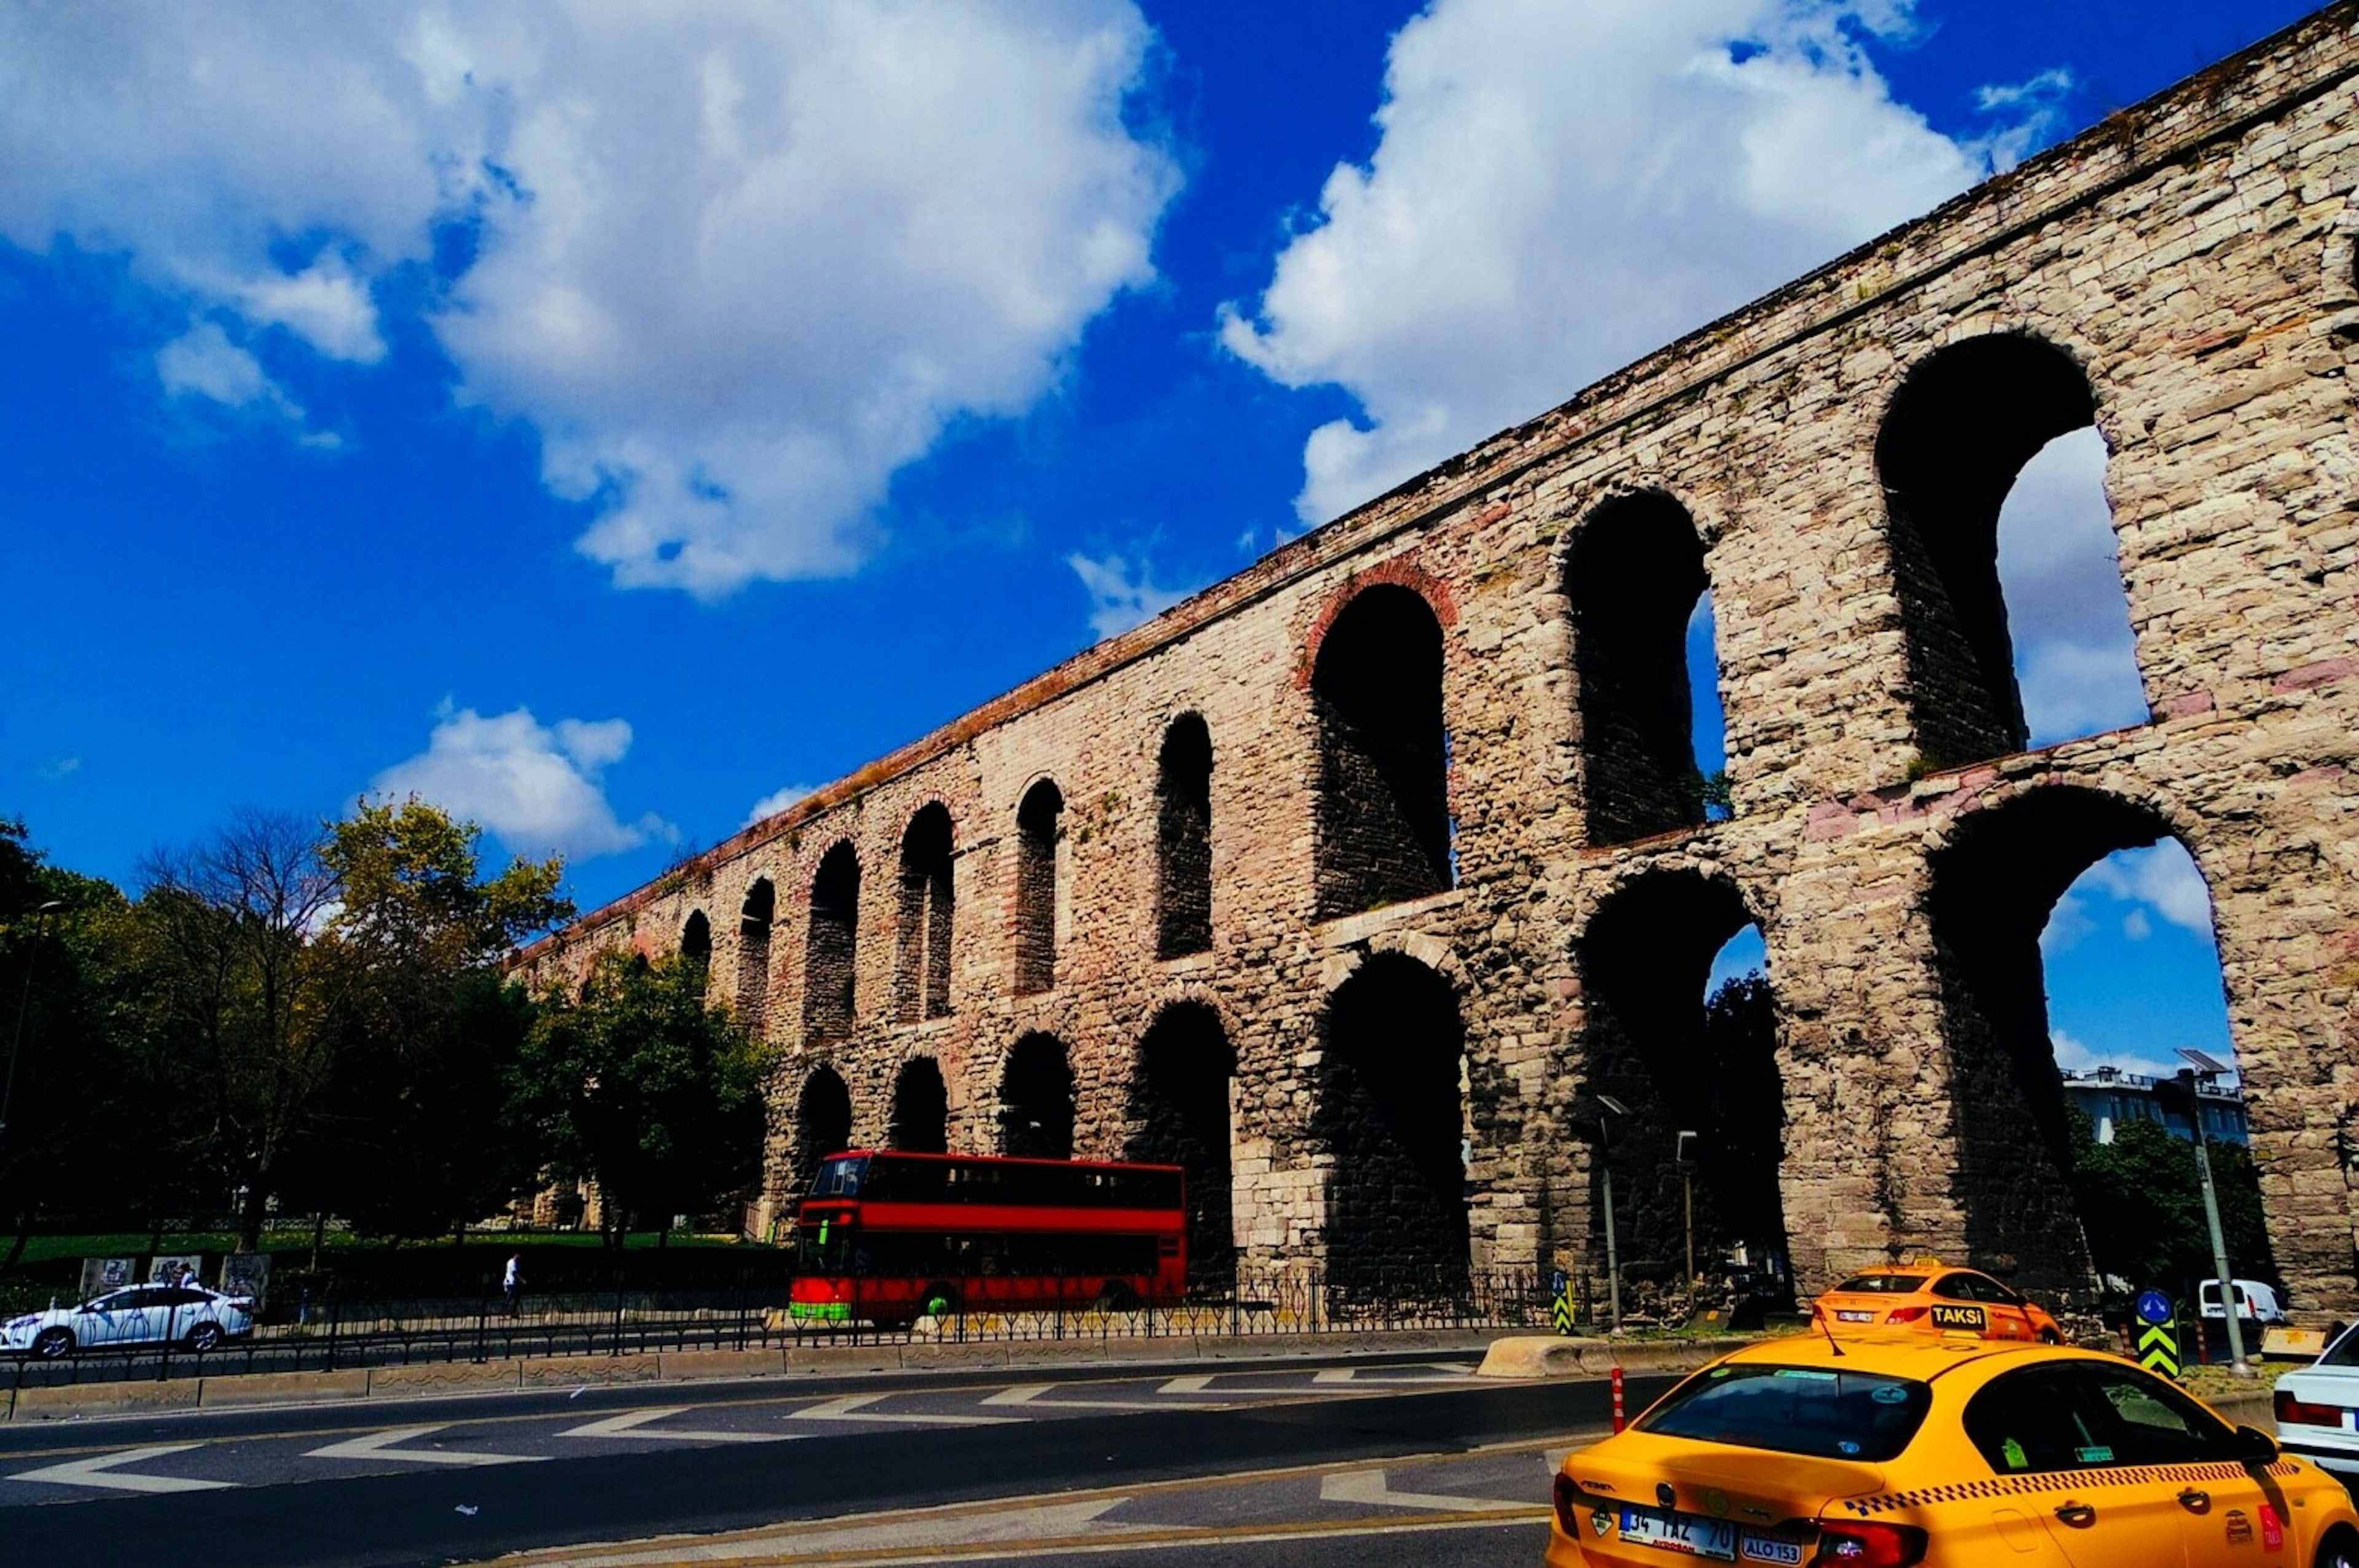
[[1835, 1309, 1875, 1322], [1619, 1505, 1738, 1560]]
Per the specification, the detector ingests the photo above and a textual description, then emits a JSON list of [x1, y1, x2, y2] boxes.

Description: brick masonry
[[519, 6, 2359, 1313]]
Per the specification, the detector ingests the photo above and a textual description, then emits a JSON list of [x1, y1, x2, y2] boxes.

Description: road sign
[[2138, 1314, 2181, 1380], [2136, 1288, 2173, 1326], [1550, 1270, 1573, 1336]]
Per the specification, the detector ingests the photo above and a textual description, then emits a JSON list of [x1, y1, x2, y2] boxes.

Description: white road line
[[1158, 1374, 1215, 1394], [8, 1443, 236, 1496], [559, 1406, 800, 1443], [791, 1394, 1019, 1427], [305, 1424, 549, 1467], [1318, 1468, 1526, 1514]]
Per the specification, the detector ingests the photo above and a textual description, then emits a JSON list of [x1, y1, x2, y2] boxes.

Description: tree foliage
[[511, 950, 767, 1244], [0, 801, 577, 1257], [2065, 1107, 2274, 1297]]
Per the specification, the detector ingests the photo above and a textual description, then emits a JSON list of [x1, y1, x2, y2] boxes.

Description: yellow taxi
[[1810, 1260, 2063, 1343], [1547, 1332, 2359, 1567]]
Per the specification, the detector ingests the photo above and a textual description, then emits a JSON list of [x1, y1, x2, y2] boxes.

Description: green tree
[[511, 950, 767, 1246], [128, 801, 572, 1251], [0, 819, 182, 1267], [287, 799, 571, 1242], [2065, 1107, 2275, 1296]]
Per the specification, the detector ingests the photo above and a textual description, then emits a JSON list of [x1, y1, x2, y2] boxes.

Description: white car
[[2277, 1321, 2359, 1491], [1, 1284, 256, 1357], [2201, 1276, 2288, 1324]]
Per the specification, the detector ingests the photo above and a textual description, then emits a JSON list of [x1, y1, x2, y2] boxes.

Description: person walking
[[502, 1252, 523, 1317]]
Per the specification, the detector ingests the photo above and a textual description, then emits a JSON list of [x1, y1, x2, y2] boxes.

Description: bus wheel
[[1097, 1283, 1141, 1313], [919, 1285, 958, 1319]]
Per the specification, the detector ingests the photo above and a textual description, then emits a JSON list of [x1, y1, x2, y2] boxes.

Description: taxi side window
[[1931, 1274, 1978, 1301], [1965, 1366, 2236, 1473]]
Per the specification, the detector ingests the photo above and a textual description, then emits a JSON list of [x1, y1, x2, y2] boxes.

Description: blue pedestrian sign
[[2137, 1288, 2173, 1326]]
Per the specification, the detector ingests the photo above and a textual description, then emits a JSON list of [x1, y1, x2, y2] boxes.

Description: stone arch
[[894, 803, 955, 1022], [1013, 779, 1063, 996], [1309, 583, 1452, 919], [1155, 714, 1214, 958], [792, 1066, 853, 1196], [737, 878, 774, 1034], [888, 1055, 950, 1154], [1000, 1031, 1075, 1158], [1576, 870, 1790, 1300], [1878, 330, 2138, 766], [679, 909, 712, 999], [804, 841, 860, 1040], [1922, 782, 2228, 1293], [1313, 952, 1469, 1293], [1125, 1000, 1236, 1283], [1567, 491, 1716, 844]]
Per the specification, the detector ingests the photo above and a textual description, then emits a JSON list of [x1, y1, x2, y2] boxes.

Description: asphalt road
[[0, 1355, 1664, 1565]]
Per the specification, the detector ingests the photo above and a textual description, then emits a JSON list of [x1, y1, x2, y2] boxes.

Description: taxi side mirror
[[2234, 1424, 2280, 1464]]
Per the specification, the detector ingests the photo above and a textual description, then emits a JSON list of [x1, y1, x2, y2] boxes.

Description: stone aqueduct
[[520, 8, 2359, 1313]]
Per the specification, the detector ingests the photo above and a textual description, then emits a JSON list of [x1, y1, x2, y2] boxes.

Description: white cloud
[[1995, 427, 2148, 746], [1068, 552, 1194, 639], [2040, 888, 2092, 956], [1220, 0, 2032, 525], [155, 322, 301, 416], [0, 2, 1178, 596], [2081, 841, 2215, 938], [235, 258, 385, 363], [2041, 840, 2215, 956], [745, 785, 816, 828], [1972, 67, 2073, 171], [369, 703, 670, 860]]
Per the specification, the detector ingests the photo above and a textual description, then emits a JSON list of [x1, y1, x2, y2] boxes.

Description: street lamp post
[[2177, 1048, 2253, 1379], [0, 899, 66, 1168], [1593, 1094, 1629, 1335]]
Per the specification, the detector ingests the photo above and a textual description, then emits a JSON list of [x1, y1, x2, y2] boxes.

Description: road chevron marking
[[980, 1383, 1208, 1411], [558, 1406, 800, 1443], [1159, 1374, 1215, 1394], [1319, 1468, 1528, 1514], [304, 1424, 548, 1467], [789, 1394, 1019, 1427], [1312, 1365, 1469, 1386], [8, 1443, 237, 1495]]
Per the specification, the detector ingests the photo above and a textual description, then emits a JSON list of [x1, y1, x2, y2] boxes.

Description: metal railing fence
[[4, 1264, 1554, 1393]]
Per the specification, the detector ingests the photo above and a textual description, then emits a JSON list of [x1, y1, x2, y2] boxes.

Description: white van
[[2199, 1277, 2287, 1324]]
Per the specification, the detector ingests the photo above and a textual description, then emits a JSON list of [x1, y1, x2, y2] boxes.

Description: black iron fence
[[4, 1265, 1555, 1393]]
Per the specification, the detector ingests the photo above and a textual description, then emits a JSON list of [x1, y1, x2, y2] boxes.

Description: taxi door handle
[[2176, 1488, 2211, 1513], [2053, 1502, 2096, 1527]]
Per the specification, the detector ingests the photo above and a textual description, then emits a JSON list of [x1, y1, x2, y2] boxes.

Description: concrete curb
[[2, 1327, 1499, 1422]]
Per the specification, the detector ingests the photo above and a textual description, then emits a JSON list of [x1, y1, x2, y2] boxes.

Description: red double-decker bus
[[787, 1150, 1186, 1325]]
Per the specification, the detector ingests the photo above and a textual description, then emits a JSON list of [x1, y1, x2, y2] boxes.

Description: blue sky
[[2, 1, 2300, 1078]]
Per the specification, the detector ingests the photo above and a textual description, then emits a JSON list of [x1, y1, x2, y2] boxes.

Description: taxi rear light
[[1551, 1472, 1580, 1537], [2276, 1390, 2346, 1428], [1810, 1521, 1927, 1567], [1884, 1306, 1928, 1324]]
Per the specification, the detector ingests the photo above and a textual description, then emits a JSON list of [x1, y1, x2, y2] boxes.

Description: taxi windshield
[[1832, 1273, 1927, 1294], [1637, 1363, 1933, 1462]]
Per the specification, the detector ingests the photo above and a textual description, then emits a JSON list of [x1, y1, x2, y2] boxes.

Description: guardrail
[[4, 1266, 1558, 1392]]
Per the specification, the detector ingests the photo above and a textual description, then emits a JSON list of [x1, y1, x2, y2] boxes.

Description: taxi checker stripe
[[1844, 1459, 2304, 1515]]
